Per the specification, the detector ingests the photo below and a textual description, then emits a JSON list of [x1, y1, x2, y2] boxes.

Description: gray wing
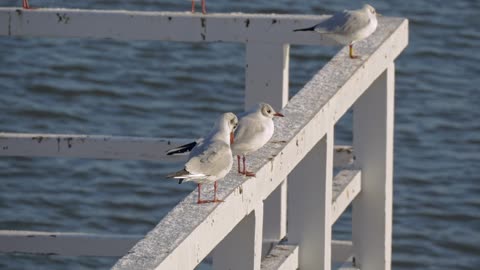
[[185, 141, 232, 177], [314, 10, 370, 34]]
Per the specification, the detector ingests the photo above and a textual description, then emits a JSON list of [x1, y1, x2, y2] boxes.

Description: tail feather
[[166, 169, 189, 178], [166, 169, 207, 184], [166, 141, 197, 155], [293, 26, 316, 32], [166, 169, 188, 184]]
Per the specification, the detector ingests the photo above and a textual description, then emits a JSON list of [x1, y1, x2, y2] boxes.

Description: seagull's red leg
[[201, 0, 206, 14], [212, 181, 224, 202], [22, 0, 31, 9], [197, 183, 210, 204], [197, 184, 202, 203], [243, 155, 256, 177], [237, 155, 242, 174], [191, 0, 195, 13]]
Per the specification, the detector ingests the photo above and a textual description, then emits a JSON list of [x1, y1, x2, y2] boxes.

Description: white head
[[256, 103, 285, 119], [363, 4, 378, 17], [216, 112, 238, 144], [218, 112, 238, 133]]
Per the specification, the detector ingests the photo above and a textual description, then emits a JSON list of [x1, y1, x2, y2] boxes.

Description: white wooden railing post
[[212, 204, 264, 270], [244, 43, 290, 109], [245, 42, 290, 257], [287, 127, 334, 270], [352, 63, 395, 270]]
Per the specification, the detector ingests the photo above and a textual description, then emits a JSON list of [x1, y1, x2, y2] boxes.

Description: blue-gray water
[[0, 0, 479, 269]]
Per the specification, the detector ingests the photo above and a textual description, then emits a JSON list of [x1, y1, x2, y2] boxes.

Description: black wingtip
[[166, 141, 198, 155], [178, 179, 184, 184], [293, 26, 316, 32]]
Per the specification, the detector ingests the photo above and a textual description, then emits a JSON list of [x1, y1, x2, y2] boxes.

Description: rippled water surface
[[0, 0, 479, 269]]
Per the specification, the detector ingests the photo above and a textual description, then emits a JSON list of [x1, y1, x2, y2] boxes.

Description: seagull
[[166, 103, 284, 177], [22, 0, 31, 9], [231, 103, 284, 177], [294, 4, 379, 59], [166, 112, 238, 204], [191, 0, 206, 14]]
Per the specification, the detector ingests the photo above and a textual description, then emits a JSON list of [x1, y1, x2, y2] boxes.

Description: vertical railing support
[[287, 128, 334, 269], [245, 42, 290, 256], [212, 205, 264, 270], [262, 181, 287, 256], [245, 43, 289, 109], [352, 63, 395, 270]]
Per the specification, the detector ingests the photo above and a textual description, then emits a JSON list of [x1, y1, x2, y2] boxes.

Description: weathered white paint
[[244, 42, 290, 260], [212, 205, 263, 270], [331, 240, 354, 265], [245, 43, 290, 109], [0, 230, 142, 256], [331, 169, 362, 225], [260, 245, 298, 270], [0, 8, 341, 45], [112, 17, 407, 269], [262, 182, 287, 257], [288, 128, 333, 270], [352, 63, 395, 270]]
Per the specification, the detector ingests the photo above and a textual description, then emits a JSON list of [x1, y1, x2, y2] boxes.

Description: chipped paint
[[32, 136, 43, 143], [7, 12, 11, 36], [56, 13, 70, 24], [66, 137, 73, 148]]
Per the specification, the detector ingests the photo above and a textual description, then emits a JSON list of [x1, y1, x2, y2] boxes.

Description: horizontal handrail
[[2, 7, 391, 46], [0, 132, 191, 162], [0, 230, 142, 256], [0, 132, 354, 167]]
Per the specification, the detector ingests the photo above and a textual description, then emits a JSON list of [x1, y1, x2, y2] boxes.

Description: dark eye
[[267, 110, 271, 113]]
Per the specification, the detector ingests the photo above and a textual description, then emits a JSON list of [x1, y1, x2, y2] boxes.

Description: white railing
[[0, 7, 408, 270]]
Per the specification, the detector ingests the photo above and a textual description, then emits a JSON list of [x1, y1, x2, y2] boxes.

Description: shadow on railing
[[0, 7, 408, 270]]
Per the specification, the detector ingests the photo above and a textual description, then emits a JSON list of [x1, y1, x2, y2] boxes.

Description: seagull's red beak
[[274, 112, 284, 117], [230, 132, 235, 144]]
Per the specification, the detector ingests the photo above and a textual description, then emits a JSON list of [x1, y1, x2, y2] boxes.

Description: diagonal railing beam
[[112, 17, 408, 270]]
